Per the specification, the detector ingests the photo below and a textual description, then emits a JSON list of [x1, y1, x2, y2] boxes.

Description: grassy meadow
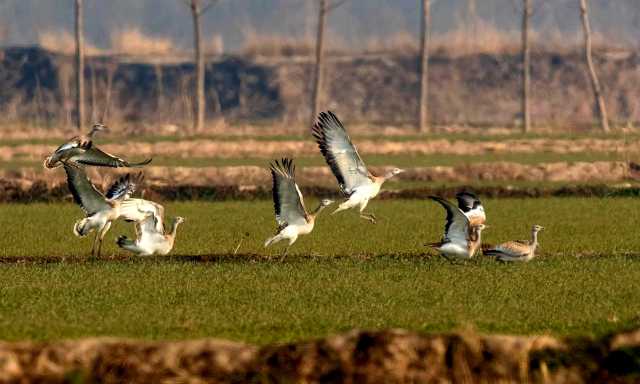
[[0, 198, 639, 343]]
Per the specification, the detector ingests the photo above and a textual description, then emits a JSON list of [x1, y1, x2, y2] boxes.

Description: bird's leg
[[90, 232, 100, 258], [359, 212, 377, 224], [95, 222, 111, 259], [279, 245, 291, 262]]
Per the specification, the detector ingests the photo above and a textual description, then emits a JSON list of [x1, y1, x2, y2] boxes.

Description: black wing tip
[[269, 157, 295, 178], [130, 158, 153, 167]]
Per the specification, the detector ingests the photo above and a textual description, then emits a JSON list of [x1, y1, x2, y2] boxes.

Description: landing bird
[[44, 123, 152, 169], [312, 111, 404, 223], [117, 215, 184, 256], [483, 225, 544, 262], [264, 158, 334, 258], [455, 191, 486, 226], [426, 196, 486, 260], [63, 163, 161, 257]]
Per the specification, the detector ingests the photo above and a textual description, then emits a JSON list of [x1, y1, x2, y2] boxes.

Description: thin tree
[[74, 0, 85, 130], [310, 0, 347, 127], [418, 0, 431, 133], [521, 0, 531, 133], [578, 0, 610, 132], [182, 0, 218, 133]]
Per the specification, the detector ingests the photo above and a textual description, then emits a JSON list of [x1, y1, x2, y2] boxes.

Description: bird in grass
[[63, 163, 162, 257], [312, 111, 404, 223], [264, 158, 334, 258], [426, 196, 486, 260], [44, 123, 152, 169], [117, 215, 184, 256], [455, 191, 486, 226], [483, 225, 544, 262]]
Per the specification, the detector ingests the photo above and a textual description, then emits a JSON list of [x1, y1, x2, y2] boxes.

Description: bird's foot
[[360, 213, 377, 224]]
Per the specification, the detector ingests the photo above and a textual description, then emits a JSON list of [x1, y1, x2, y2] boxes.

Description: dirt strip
[[1, 137, 640, 161], [1, 161, 635, 187], [0, 328, 638, 383]]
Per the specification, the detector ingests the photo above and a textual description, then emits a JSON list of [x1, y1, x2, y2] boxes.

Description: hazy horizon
[[1, 0, 639, 54]]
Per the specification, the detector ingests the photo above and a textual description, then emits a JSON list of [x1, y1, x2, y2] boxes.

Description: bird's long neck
[[531, 230, 539, 251], [167, 220, 181, 241], [309, 203, 328, 220]]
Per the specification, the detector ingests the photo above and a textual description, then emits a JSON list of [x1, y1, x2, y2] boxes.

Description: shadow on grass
[[2, 251, 640, 266]]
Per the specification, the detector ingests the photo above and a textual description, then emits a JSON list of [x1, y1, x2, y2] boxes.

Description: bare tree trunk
[[310, 0, 327, 127], [90, 62, 97, 123], [190, 0, 205, 133], [418, 0, 430, 133], [74, 0, 85, 131], [154, 64, 165, 121], [521, 0, 531, 133], [579, 0, 610, 132]]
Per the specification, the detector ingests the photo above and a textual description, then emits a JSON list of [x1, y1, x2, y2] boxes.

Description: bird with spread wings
[[264, 158, 333, 258], [312, 111, 403, 223]]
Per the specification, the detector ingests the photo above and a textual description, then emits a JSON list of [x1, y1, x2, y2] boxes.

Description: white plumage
[[264, 158, 333, 257], [427, 196, 486, 260], [64, 164, 161, 257], [312, 111, 404, 223], [117, 215, 184, 256]]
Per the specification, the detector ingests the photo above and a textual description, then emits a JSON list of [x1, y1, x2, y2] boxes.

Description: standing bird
[[44, 123, 152, 169], [264, 158, 334, 258], [426, 196, 486, 260], [63, 163, 161, 257], [483, 225, 544, 262], [117, 215, 184, 256], [455, 191, 486, 226], [312, 111, 404, 223]]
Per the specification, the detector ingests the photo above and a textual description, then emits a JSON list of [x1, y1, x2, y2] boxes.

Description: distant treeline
[[1, 46, 640, 128]]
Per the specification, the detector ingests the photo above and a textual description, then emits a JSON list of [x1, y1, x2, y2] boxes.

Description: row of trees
[[70, 0, 611, 133]]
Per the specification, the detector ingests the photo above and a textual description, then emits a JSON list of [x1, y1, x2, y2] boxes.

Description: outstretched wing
[[270, 158, 308, 228], [456, 191, 486, 225], [105, 173, 143, 201], [63, 163, 109, 216], [311, 111, 372, 195], [429, 196, 470, 246], [71, 146, 152, 168]]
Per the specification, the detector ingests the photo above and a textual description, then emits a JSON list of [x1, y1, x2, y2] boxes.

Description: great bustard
[[312, 111, 404, 223], [117, 215, 184, 256], [426, 196, 486, 260], [483, 225, 544, 262], [44, 123, 152, 169], [264, 158, 333, 257], [63, 163, 162, 257], [456, 191, 486, 226]]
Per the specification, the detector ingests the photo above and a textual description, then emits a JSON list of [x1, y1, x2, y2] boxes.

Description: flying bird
[[426, 196, 486, 261], [44, 123, 152, 169], [483, 225, 544, 262], [455, 191, 486, 226], [312, 111, 404, 223], [117, 215, 184, 256], [63, 163, 161, 257], [264, 158, 333, 258]]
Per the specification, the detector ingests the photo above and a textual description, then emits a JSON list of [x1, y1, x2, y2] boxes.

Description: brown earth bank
[[2, 138, 640, 162], [0, 161, 638, 203], [1, 328, 639, 383]]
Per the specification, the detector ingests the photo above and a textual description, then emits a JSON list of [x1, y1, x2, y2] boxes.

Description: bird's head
[[174, 216, 185, 225], [320, 198, 334, 207], [532, 224, 544, 233], [90, 123, 108, 134], [473, 224, 487, 232], [384, 167, 405, 180], [43, 155, 61, 169]]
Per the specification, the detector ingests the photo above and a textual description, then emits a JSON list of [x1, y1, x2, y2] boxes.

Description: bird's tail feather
[[424, 241, 442, 249], [73, 218, 90, 237], [264, 234, 283, 247]]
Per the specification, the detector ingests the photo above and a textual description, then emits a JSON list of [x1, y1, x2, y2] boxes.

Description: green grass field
[[0, 198, 639, 343]]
